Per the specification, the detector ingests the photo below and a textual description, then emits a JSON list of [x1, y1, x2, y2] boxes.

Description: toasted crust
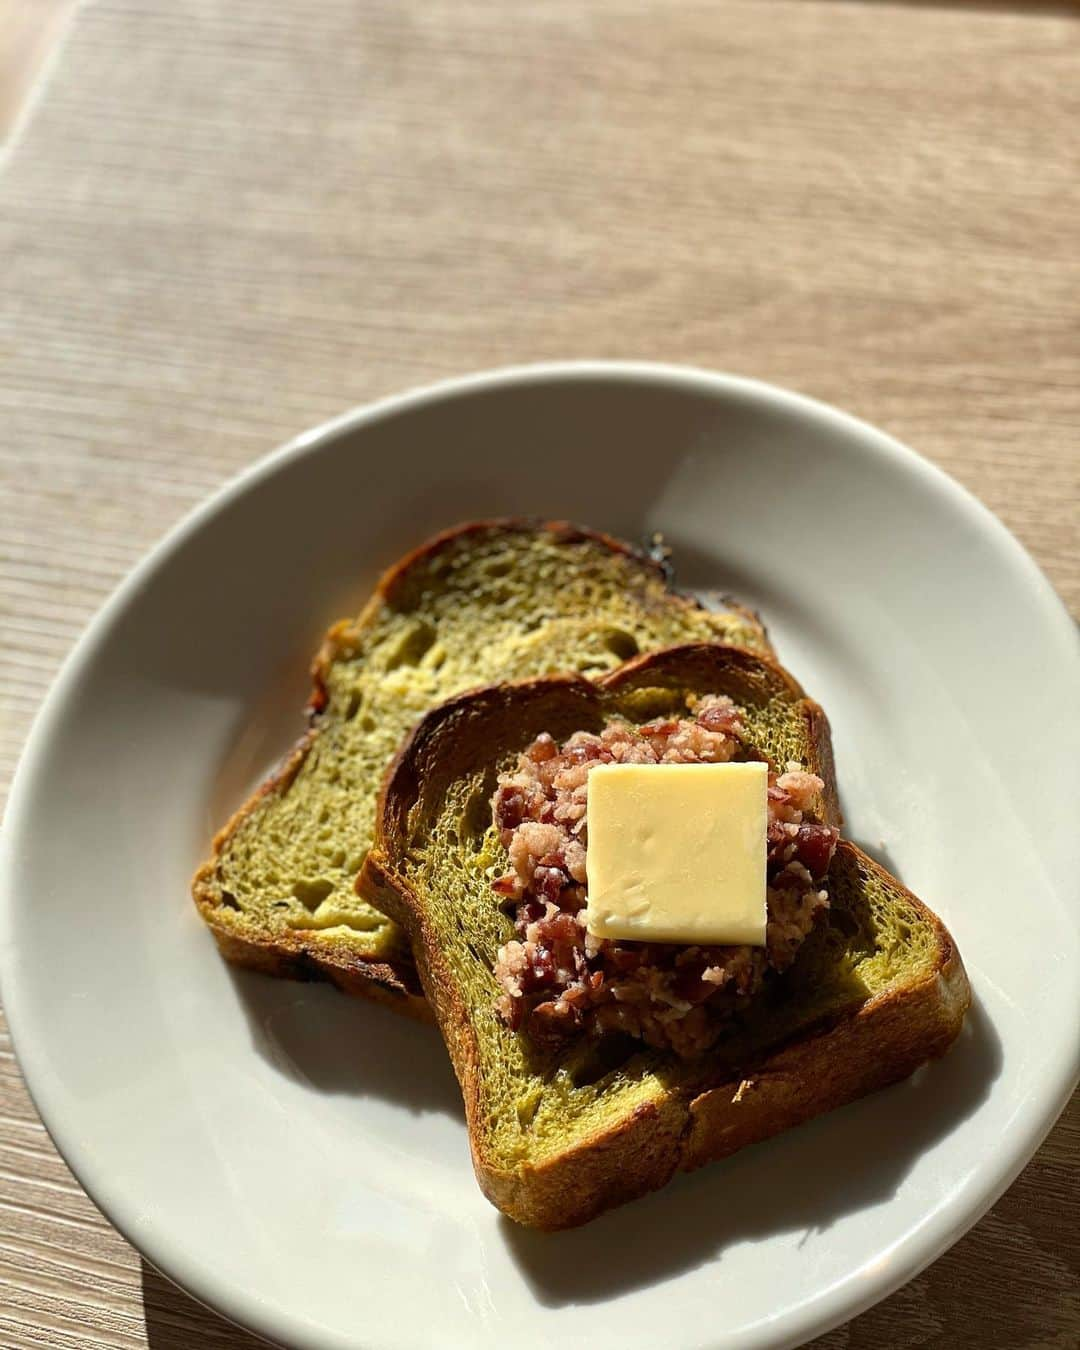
[[602, 642, 842, 827], [361, 647, 971, 1229], [192, 521, 770, 1011], [204, 924, 432, 1017], [192, 730, 430, 1014], [476, 847, 969, 1228], [368, 643, 841, 866]]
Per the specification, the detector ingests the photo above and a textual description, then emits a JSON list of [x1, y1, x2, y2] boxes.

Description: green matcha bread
[[193, 522, 770, 1013], [361, 643, 971, 1228]]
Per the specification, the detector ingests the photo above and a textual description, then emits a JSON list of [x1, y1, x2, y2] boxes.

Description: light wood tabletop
[[1, 1, 1077, 1346]]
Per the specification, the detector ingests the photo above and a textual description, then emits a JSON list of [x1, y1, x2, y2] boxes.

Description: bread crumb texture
[[392, 662, 942, 1177], [200, 525, 767, 963]]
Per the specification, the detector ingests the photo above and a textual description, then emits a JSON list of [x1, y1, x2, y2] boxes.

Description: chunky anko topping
[[491, 696, 839, 1057]]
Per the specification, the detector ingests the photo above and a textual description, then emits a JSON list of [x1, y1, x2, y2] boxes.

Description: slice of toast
[[193, 522, 771, 1015], [361, 644, 971, 1228]]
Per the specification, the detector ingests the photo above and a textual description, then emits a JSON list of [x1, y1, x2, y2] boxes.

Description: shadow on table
[[504, 998, 1001, 1305]]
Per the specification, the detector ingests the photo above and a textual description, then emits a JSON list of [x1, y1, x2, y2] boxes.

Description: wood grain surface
[[1, 1, 1077, 1346]]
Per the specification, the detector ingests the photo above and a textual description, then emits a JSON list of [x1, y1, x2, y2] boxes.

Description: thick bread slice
[[193, 521, 770, 1015], [361, 644, 971, 1229]]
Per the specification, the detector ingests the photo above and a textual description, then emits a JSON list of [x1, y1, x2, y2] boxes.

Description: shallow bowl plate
[[2, 363, 1077, 1349]]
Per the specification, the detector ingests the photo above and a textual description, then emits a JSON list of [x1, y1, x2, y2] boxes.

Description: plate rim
[[1, 359, 1077, 1350]]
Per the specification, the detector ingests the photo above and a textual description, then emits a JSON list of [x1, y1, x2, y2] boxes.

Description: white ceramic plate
[[2, 364, 1077, 1350]]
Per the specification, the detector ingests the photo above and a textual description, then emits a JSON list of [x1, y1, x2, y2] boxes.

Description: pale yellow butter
[[584, 761, 768, 945]]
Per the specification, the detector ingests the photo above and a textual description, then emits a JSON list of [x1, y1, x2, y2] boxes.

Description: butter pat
[[585, 761, 768, 946]]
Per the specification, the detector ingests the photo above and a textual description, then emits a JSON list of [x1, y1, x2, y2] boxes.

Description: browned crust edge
[[191, 521, 771, 1011], [364, 838, 970, 1228], [360, 645, 925, 1228], [190, 732, 431, 1017], [600, 640, 842, 827]]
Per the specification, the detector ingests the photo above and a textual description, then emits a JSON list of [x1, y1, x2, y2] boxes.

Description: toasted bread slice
[[361, 644, 970, 1228], [193, 522, 770, 1014]]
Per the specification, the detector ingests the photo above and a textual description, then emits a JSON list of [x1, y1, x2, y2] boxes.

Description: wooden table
[[1, 1, 1077, 1345]]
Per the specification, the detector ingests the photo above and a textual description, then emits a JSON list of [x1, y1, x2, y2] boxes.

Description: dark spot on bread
[[603, 629, 640, 661], [292, 878, 334, 911], [386, 620, 437, 671]]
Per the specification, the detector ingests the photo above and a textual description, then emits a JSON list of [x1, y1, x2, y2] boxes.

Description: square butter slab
[[584, 761, 767, 945]]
